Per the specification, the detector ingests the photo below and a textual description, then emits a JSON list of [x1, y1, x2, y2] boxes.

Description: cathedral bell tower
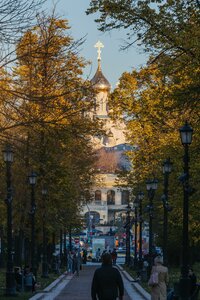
[[91, 41, 111, 118]]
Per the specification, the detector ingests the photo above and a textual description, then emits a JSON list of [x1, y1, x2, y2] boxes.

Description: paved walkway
[[54, 265, 133, 300], [30, 263, 151, 300]]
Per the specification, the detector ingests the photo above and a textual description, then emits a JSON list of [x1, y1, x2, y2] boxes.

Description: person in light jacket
[[150, 255, 169, 300]]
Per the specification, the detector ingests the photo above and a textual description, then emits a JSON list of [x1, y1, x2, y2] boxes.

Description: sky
[[44, 0, 148, 89]]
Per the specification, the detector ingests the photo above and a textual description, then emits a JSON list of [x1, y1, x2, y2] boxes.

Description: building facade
[[82, 42, 131, 233]]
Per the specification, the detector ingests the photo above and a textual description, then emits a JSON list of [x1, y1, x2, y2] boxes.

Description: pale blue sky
[[45, 0, 148, 89]]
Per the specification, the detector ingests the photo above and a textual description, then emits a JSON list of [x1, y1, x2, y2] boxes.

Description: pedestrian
[[149, 255, 169, 300], [82, 248, 87, 264], [91, 252, 124, 300], [95, 248, 101, 262], [189, 268, 197, 297], [67, 251, 73, 274], [77, 248, 82, 271], [24, 266, 36, 292], [111, 248, 117, 265], [30, 268, 37, 293], [73, 250, 81, 276], [14, 267, 23, 292]]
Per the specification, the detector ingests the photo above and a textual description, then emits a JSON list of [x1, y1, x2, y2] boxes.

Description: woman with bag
[[149, 256, 169, 300]]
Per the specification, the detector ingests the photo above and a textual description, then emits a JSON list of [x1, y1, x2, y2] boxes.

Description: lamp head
[[42, 186, 48, 195], [28, 171, 37, 185], [163, 158, 172, 174], [179, 121, 193, 145], [152, 179, 158, 190], [138, 191, 144, 201], [3, 144, 14, 162], [146, 179, 152, 191], [146, 179, 158, 191]]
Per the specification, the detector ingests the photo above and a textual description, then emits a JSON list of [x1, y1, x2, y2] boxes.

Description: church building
[[82, 41, 132, 234]]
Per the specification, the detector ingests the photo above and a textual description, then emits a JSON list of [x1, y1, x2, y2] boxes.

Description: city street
[[0, 2, 199, 299]]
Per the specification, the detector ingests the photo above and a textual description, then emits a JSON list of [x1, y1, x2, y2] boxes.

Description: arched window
[[95, 190, 101, 203], [107, 190, 115, 205], [85, 211, 100, 226], [121, 190, 129, 205]]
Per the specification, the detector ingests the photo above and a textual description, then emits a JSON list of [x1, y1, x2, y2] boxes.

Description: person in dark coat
[[91, 252, 124, 300], [111, 248, 117, 265], [189, 268, 197, 296]]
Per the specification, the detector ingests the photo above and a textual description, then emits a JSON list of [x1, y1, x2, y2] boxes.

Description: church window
[[121, 190, 129, 205], [107, 190, 115, 205], [95, 190, 101, 203], [106, 103, 109, 112], [100, 98, 103, 111], [94, 99, 97, 112]]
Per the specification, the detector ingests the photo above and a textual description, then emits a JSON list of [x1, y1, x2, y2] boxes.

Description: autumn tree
[[87, 1, 199, 60], [87, 0, 200, 259], [108, 62, 200, 261], [0, 13, 101, 265], [13, 13, 98, 228], [87, 1, 200, 103], [0, 0, 46, 44]]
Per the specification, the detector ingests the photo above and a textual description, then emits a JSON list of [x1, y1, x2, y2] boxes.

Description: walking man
[[91, 252, 124, 300], [111, 248, 118, 265], [95, 248, 101, 262]]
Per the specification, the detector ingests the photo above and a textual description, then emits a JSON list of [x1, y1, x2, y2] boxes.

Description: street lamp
[[146, 178, 158, 269], [2, 144, 16, 296], [133, 197, 139, 267], [162, 158, 172, 266], [179, 121, 193, 300], [41, 186, 48, 278], [86, 203, 92, 244], [138, 191, 144, 268], [125, 204, 131, 266], [28, 171, 37, 276]]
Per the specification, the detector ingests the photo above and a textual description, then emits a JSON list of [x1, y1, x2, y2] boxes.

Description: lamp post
[[28, 171, 37, 276], [138, 191, 144, 268], [162, 158, 172, 266], [146, 178, 158, 270], [86, 203, 92, 244], [179, 121, 193, 300], [125, 204, 131, 266], [41, 186, 48, 278], [69, 225, 72, 252], [2, 144, 16, 296], [133, 197, 139, 267]]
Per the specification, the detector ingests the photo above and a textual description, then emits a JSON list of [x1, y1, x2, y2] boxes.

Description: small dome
[[91, 61, 111, 91]]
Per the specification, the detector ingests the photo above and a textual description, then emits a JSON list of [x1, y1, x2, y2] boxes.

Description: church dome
[[91, 61, 111, 91]]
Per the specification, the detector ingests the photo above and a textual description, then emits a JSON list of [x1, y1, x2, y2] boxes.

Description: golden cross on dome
[[94, 40, 104, 60]]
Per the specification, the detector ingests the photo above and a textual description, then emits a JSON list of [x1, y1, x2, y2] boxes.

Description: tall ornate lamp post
[[28, 171, 37, 276], [179, 122, 193, 300], [41, 186, 48, 278], [125, 204, 131, 266], [146, 178, 158, 269], [138, 191, 144, 268], [2, 144, 16, 296], [162, 158, 172, 266]]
